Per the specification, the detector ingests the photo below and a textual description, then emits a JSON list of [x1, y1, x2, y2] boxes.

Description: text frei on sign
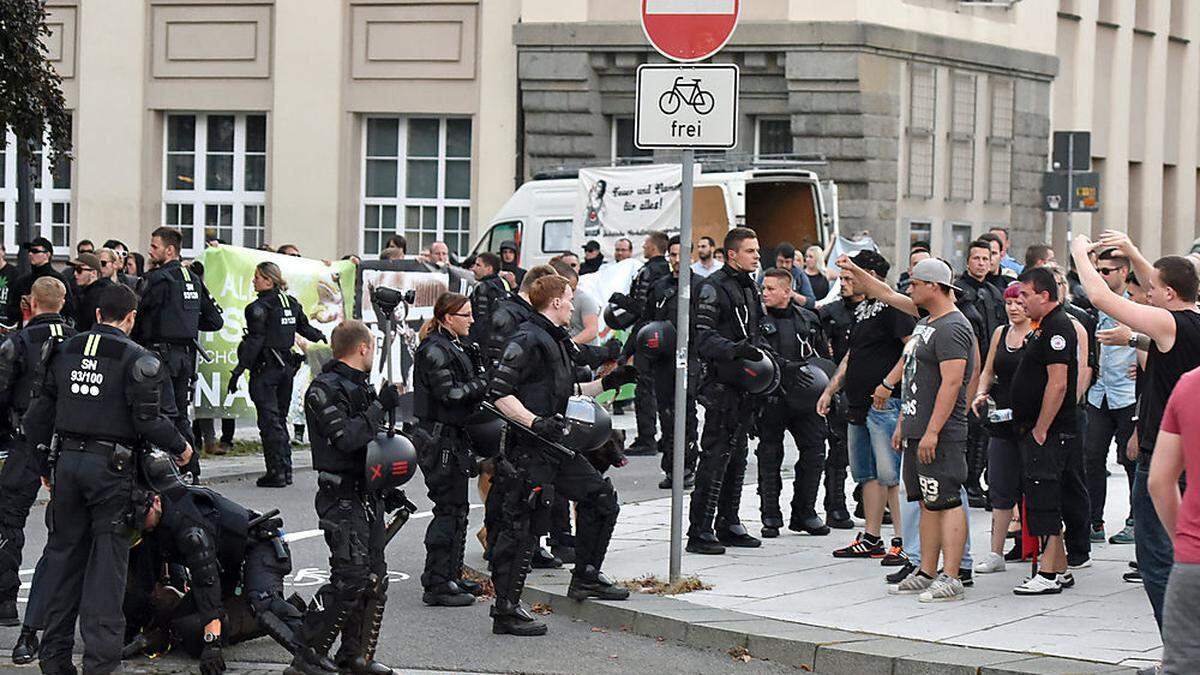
[[641, 0, 741, 63]]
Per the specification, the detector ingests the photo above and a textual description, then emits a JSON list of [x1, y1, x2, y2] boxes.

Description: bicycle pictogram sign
[[659, 77, 716, 115]]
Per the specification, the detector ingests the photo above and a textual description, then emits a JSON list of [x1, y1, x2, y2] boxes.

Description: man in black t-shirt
[[818, 250, 915, 561], [1011, 266, 1090, 596]]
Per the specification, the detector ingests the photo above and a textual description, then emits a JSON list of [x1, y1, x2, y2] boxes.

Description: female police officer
[[412, 292, 489, 607], [229, 262, 327, 487]]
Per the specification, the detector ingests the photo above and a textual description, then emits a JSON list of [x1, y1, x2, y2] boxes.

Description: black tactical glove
[[531, 415, 569, 441], [383, 488, 415, 514], [608, 292, 636, 312], [227, 369, 244, 395], [377, 383, 402, 410], [602, 338, 623, 362], [734, 341, 762, 361], [785, 362, 814, 389], [199, 644, 225, 674], [602, 365, 639, 391]]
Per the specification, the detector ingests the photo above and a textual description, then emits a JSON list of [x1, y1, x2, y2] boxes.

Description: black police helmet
[[603, 303, 638, 331], [715, 350, 781, 396], [635, 320, 676, 361], [465, 411, 505, 458], [141, 449, 188, 500], [365, 432, 419, 491], [786, 358, 834, 414], [562, 396, 612, 453]]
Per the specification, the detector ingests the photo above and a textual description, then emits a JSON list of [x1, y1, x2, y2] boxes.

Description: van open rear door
[[744, 173, 824, 253], [691, 185, 731, 251]]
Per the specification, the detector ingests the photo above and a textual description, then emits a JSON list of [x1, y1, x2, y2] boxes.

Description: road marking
[[282, 503, 484, 543]]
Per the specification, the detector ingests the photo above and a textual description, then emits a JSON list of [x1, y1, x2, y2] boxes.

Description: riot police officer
[[688, 227, 775, 555], [412, 293, 489, 607], [488, 275, 638, 636], [134, 455, 309, 673], [468, 252, 509, 348], [759, 268, 831, 537], [640, 235, 699, 489], [612, 232, 672, 455], [229, 262, 327, 487], [23, 284, 190, 675], [817, 270, 860, 530], [0, 278, 76, 630], [288, 320, 404, 675], [133, 226, 223, 479]]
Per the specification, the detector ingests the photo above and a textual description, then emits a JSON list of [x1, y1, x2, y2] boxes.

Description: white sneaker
[[919, 573, 965, 603], [973, 552, 1006, 574], [889, 570, 934, 595], [1013, 574, 1063, 595]]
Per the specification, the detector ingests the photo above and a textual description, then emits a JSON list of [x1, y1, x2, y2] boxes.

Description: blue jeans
[[847, 399, 901, 487], [900, 451, 973, 568], [1134, 458, 1173, 630]]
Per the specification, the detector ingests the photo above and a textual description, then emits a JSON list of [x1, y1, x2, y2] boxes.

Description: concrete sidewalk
[[494, 409, 1159, 674]]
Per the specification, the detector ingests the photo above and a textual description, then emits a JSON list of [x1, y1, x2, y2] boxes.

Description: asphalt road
[[0, 445, 795, 674]]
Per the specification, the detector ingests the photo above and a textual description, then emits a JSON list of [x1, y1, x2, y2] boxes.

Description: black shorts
[[1019, 432, 1073, 536], [902, 438, 967, 511], [986, 436, 1022, 510]]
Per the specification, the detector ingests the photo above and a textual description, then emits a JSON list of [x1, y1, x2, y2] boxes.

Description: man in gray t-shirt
[[570, 285, 601, 345], [890, 258, 977, 602]]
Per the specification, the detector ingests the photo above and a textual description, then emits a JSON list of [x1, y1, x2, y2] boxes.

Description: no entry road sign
[[641, 0, 741, 63]]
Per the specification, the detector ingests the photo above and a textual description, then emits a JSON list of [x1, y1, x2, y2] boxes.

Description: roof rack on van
[[530, 153, 827, 181]]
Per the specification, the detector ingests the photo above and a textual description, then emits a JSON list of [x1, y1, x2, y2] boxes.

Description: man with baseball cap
[[888, 259, 976, 602], [6, 237, 75, 328], [71, 251, 112, 331], [580, 240, 604, 275]]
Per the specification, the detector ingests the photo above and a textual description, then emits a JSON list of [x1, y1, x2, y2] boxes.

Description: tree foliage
[[0, 0, 72, 167]]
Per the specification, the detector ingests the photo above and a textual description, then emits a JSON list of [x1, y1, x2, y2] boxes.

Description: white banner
[[577, 164, 693, 240]]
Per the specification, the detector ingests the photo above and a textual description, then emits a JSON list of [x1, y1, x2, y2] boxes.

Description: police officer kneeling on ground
[[128, 453, 306, 673], [229, 261, 327, 487], [412, 292, 489, 607], [23, 284, 191, 675], [0, 278, 76, 632], [489, 275, 639, 636], [288, 320, 408, 675], [133, 226, 223, 480]]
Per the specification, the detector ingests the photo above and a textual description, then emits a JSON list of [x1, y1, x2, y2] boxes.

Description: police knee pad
[[334, 566, 373, 597], [588, 479, 620, 519]]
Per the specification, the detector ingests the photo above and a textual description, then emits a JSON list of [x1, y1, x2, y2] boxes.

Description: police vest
[[307, 368, 375, 475], [703, 268, 764, 343], [12, 318, 73, 414], [511, 317, 575, 419], [413, 331, 484, 425], [145, 263, 202, 342], [53, 330, 144, 443], [764, 307, 819, 364], [263, 292, 301, 350]]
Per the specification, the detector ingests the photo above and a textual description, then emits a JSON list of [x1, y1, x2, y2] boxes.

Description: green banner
[[192, 246, 358, 419]]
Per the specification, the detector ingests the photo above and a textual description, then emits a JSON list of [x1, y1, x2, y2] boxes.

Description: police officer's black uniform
[[485, 294, 534, 367], [412, 327, 489, 606], [468, 272, 509, 348], [644, 270, 699, 487], [290, 360, 400, 675], [132, 259, 223, 478], [818, 296, 857, 528], [23, 322, 187, 674], [488, 313, 631, 636], [688, 265, 770, 554], [0, 313, 75, 626], [232, 288, 326, 487], [957, 272, 1006, 507], [624, 254, 672, 453], [143, 482, 307, 669], [759, 302, 830, 537]]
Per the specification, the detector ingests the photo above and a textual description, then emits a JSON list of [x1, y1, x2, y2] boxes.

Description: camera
[[371, 286, 416, 316]]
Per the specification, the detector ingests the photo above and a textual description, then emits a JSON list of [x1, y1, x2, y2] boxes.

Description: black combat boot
[[422, 581, 475, 607], [490, 599, 547, 636], [568, 566, 630, 601], [789, 514, 831, 536], [11, 626, 39, 665], [760, 516, 784, 539]]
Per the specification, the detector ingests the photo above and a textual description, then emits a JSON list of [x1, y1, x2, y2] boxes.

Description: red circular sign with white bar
[[641, 0, 741, 63]]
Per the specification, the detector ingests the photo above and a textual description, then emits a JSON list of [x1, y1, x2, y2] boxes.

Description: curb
[[468, 564, 1138, 675]]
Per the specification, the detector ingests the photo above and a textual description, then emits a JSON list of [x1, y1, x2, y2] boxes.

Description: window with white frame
[[0, 116, 74, 255], [362, 117, 472, 257], [949, 72, 977, 201], [907, 66, 936, 198], [162, 113, 267, 255], [756, 118, 793, 157], [987, 78, 1014, 203], [612, 117, 653, 164]]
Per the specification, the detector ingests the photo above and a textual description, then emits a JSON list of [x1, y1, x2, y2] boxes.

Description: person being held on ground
[[817, 250, 914, 564], [412, 293, 490, 608], [1008, 266, 1089, 596], [971, 283, 1032, 573], [887, 259, 976, 603], [758, 268, 830, 538], [690, 236, 719, 278], [229, 262, 327, 488], [1083, 248, 1139, 547], [487, 275, 638, 636], [803, 245, 834, 303], [1070, 230, 1200, 629], [1147, 366, 1200, 675]]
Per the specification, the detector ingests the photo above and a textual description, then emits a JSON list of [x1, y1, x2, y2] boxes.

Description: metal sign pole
[[670, 149, 695, 584]]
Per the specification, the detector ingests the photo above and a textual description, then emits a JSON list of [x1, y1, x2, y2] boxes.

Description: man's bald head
[[30, 276, 66, 315]]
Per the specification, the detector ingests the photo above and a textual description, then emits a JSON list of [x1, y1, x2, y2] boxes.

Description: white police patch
[[1050, 335, 1067, 351]]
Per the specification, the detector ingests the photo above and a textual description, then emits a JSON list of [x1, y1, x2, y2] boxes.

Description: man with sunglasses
[[71, 252, 113, 332], [0, 243, 20, 329], [5, 237, 76, 329]]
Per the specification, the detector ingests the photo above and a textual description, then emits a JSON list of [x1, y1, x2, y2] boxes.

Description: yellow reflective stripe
[[280, 293, 290, 309], [50, 324, 61, 337], [181, 268, 192, 282], [83, 333, 99, 357]]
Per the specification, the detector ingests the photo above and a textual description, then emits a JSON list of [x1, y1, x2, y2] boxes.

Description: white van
[[469, 164, 839, 268]]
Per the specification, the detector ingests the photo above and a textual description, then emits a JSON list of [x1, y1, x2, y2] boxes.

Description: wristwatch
[[880, 381, 895, 392], [1128, 333, 1143, 349]]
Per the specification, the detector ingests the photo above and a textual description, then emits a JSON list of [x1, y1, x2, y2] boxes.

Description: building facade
[[0, 0, 521, 259]]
